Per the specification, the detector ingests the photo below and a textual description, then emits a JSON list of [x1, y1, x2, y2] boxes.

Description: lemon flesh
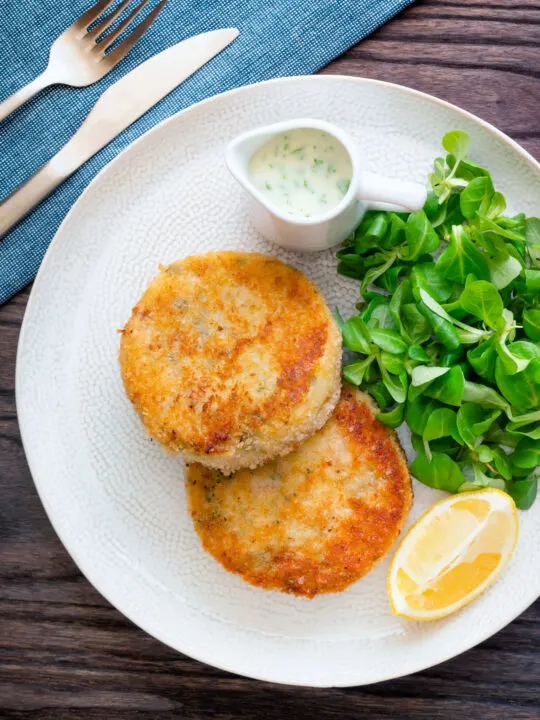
[[388, 489, 518, 620]]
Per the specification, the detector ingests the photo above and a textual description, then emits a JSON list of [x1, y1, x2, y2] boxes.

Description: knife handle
[[0, 94, 114, 237], [0, 151, 73, 237], [0, 90, 108, 237]]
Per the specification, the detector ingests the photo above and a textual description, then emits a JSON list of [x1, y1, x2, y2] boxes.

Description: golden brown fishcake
[[119, 251, 341, 473], [186, 384, 413, 597]]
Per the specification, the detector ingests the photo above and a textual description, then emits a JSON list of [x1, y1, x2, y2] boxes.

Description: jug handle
[[357, 171, 427, 212]]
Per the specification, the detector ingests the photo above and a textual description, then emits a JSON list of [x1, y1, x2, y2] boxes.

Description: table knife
[[0, 28, 239, 237]]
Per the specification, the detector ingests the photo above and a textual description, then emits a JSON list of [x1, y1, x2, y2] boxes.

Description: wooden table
[[1, 1, 539, 717]]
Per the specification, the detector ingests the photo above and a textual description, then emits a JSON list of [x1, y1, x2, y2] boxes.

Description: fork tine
[[99, 0, 167, 61], [86, 0, 132, 41], [94, 0, 152, 53], [74, 0, 118, 32]]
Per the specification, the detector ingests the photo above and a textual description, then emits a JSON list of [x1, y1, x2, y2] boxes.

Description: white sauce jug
[[226, 118, 427, 252]]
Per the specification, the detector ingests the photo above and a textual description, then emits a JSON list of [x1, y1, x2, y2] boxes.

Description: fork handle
[[0, 71, 53, 122], [0, 153, 70, 236]]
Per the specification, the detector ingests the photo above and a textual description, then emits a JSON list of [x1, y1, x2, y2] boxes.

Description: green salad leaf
[[410, 452, 465, 492], [523, 308, 540, 341], [335, 130, 540, 508], [436, 226, 490, 283], [458, 281, 505, 331]]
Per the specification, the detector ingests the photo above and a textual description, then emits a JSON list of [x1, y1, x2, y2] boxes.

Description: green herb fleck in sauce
[[249, 127, 352, 218]]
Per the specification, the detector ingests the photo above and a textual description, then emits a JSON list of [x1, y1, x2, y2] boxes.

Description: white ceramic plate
[[17, 76, 540, 687]]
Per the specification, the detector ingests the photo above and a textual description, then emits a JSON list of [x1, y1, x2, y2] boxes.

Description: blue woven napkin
[[0, 0, 413, 304]]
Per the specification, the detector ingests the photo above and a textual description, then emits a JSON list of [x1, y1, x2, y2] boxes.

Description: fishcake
[[186, 384, 413, 597], [119, 251, 341, 473]]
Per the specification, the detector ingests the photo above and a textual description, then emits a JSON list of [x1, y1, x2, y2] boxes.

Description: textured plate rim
[[16, 75, 540, 687]]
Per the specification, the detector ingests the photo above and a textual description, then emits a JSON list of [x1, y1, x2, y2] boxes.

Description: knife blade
[[0, 28, 239, 236]]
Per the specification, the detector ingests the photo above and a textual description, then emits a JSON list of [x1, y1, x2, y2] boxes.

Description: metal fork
[[0, 0, 167, 122]]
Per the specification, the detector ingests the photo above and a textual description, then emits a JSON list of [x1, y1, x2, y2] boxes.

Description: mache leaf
[[411, 263, 454, 303], [512, 437, 540, 469], [408, 344, 431, 362], [370, 329, 408, 355], [343, 356, 375, 386], [508, 476, 538, 510], [406, 396, 441, 436], [411, 452, 465, 492], [458, 280, 505, 331], [457, 404, 501, 448], [442, 131, 470, 166], [436, 225, 490, 283], [342, 316, 373, 355], [423, 407, 460, 442], [424, 365, 465, 406], [467, 338, 498, 382], [411, 366, 450, 387], [459, 176, 493, 219], [379, 351, 405, 375], [405, 211, 440, 260], [495, 356, 540, 414], [488, 252, 523, 290], [523, 309, 540, 342], [376, 402, 405, 429], [401, 304, 432, 345], [462, 380, 510, 412]]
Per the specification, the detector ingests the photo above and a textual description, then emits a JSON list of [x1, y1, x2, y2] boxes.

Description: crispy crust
[[186, 384, 413, 597], [119, 252, 341, 473]]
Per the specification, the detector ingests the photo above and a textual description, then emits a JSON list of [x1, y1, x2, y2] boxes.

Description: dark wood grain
[[1, 1, 539, 717], [321, 0, 540, 161]]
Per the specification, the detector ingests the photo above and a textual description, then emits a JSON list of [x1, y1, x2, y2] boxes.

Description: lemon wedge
[[388, 489, 518, 621]]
